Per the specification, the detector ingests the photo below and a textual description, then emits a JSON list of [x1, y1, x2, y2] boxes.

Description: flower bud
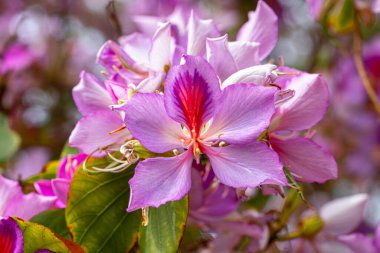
[[222, 64, 278, 88]]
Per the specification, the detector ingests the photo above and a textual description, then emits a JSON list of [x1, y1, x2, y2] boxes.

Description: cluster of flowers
[[2, 1, 380, 252]]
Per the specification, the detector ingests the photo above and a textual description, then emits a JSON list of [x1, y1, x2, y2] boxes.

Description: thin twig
[[352, 33, 380, 117], [106, 0, 122, 38]]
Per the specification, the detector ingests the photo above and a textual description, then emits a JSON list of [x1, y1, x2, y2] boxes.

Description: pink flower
[[34, 153, 87, 208], [0, 175, 55, 220], [123, 55, 286, 211], [269, 67, 337, 183], [0, 217, 23, 253]]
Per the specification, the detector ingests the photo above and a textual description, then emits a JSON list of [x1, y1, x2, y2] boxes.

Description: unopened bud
[[222, 64, 278, 88]]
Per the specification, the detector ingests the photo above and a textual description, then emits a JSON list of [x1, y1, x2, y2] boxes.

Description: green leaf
[[60, 143, 79, 158], [0, 113, 20, 162], [139, 197, 188, 253], [66, 163, 141, 253], [30, 208, 70, 239], [13, 217, 84, 253]]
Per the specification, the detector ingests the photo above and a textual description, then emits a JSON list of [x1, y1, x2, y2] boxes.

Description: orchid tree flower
[[0, 175, 56, 220], [69, 71, 130, 154], [188, 166, 270, 252], [97, 22, 176, 93], [123, 55, 286, 211], [34, 153, 87, 208], [268, 67, 338, 183], [289, 194, 369, 252], [206, 0, 278, 82], [0, 217, 23, 253], [338, 222, 380, 253]]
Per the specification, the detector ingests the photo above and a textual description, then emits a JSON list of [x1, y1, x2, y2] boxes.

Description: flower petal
[[127, 151, 193, 211], [149, 22, 173, 71], [0, 217, 23, 253], [119, 33, 151, 66], [0, 175, 56, 220], [123, 93, 184, 153], [96, 40, 136, 72], [270, 137, 337, 183], [228, 41, 260, 69], [203, 84, 276, 144], [270, 70, 329, 132], [34, 180, 55, 196], [205, 143, 286, 188], [69, 110, 129, 154], [206, 34, 238, 81], [320, 194, 368, 235], [338, 233, 378, 253], [236, 0, 278, 60], [51, 179, 70, 206], [187, 12, 220, 56], [165, 55, 221, 133], [222, 64, 277, 89], [73, 71, 113, 115]]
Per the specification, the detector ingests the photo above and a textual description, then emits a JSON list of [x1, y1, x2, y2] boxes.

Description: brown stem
[[106, 0, 122, 38], [352, 33, 380, 117]]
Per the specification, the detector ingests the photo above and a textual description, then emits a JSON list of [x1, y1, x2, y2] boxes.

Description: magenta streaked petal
[[57, 153, 87, 179], [206, 34, 238, 81], [123, 93, 184, 153], [96, 40, 136, 72], [73, 71, 113, 115], [0, 217, 23, 253], [34, 180, 55, 196], [149, 22, 173, 71], [51, 179, 70, 206], [104, 80, 128, 104], [69, 110, 129, 154], [127, 151, 193, 211], [320, 194, 368, 235], [222, 64, 277, 89], [270, 137, 337, 183], [237, 0, 278, 60], [187, 12, 220, 56], [228, 41, 260, 69], [205, 143, 286, 188], [270, 70, 329, 132], [165, 55, 221, 133], [203, 84, 276, 144]]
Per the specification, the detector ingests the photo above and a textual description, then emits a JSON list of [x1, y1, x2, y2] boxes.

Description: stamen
[[267, 83, 282, 90], [112, 65, 119, 72], [218, 141, 227, 147], [142, 207, 149, 226], [173, 149, 179, 156], [276, 70, 300, 76], [100, 70, 109, 77], [83, 141, 139, 174], [108, 124, 127, 134], [275, 89, 295, 105]]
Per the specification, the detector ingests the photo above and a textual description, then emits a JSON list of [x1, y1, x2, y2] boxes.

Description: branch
[[352, 33, 380, 117]]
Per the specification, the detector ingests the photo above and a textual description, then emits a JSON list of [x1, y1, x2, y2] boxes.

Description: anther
[[173, 149, 179, 156], [109, 124, 127, 134], [218, 141, 227, 147], [142, 207, 149, 226]]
